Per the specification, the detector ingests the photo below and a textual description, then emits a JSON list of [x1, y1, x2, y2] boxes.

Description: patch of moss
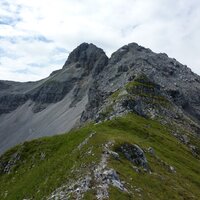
[[124, 79, 171, 108], [109, 186, 132, 200], [125, 80, 155, 93], [110, 89, 122, 101], [125, 74, 158, 94], [134, 74, 151, 82], [99, 105, 114, 120], [138, 93, 171, 108]]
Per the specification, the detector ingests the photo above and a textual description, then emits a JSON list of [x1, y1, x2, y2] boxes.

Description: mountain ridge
[[0, 42, 200, 155], [0, 42, 200, 200]]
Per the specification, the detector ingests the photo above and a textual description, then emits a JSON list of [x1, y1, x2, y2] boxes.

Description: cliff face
[[0, 43, 108, 114], [82, 43, 200, 124], [0, 42, 200, 155]]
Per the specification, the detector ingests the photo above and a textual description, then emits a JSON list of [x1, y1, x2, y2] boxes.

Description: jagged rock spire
[[63, 43, 108, 75]]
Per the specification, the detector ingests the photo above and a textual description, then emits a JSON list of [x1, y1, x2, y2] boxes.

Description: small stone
[[112, 179, 124, 190], [148, 147, 155, 156], [181, 135, 189, 144], [132, 165, 141, 173], [40, 152, 46, 160], [169, 166, 176, 173], [108, 150, 120, 160]]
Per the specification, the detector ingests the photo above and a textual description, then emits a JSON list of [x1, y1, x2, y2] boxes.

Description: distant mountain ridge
[[0, 42, 200, 155]]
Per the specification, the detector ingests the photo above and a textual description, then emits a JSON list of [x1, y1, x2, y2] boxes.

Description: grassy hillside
[[0, 114, 200, 200]]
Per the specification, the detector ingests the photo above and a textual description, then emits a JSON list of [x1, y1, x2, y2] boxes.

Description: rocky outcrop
[[94, 43, 200, 123], [119, 143, 149, 170], [0, 94, 29, 114], [29, 80, 75, 112], [63, 43, 108, 76], [79, 43, 200, 142]]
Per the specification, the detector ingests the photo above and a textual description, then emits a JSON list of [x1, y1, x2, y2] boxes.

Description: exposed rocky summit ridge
[[81, 43, 200, 128], [0, 42, 200, 155], [63, 43, 108, 76]]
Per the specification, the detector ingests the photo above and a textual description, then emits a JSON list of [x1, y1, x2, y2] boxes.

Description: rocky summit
[[0, 42, 200, 200]]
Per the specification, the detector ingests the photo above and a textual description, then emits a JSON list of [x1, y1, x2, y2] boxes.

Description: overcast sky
[[0, 0, 200, 82]]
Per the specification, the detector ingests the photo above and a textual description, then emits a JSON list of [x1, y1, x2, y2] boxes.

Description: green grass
[[125, 80, 155, 92], [99, 104, 114, 120], [124, 79, 171, 108], [109, 76, 170, 109], [0, 114, 200, 199], [110, 89, 122, 100]]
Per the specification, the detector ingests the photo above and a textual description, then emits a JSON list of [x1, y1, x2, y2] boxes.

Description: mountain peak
[[63, 43, 108, 68], [0, 41, 200, 157]]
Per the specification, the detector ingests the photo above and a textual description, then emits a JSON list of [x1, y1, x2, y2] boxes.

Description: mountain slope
[[0, 43, 108, 154], [81, 43, 200, 125], [0, 42, 200, 154], [0, 42, 200, 199], [0, 114, 200, 199]]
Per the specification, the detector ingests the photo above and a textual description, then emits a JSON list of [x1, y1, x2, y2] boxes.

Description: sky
[[0, 0, 200, 82]]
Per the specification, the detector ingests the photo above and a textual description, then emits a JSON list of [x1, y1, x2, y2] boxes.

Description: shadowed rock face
[[63, 43, 108, 76], [0, 81, 11, 90], [0, 94, 29, 115], [0, 43, 108, 115], [0, 42, 200, 155]]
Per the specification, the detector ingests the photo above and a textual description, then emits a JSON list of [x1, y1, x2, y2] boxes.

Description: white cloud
[[0, 0, 200, 82]]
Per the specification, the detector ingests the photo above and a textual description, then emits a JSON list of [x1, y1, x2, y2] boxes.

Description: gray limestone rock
[[63, 43, 108, 77], [148, 147, 155, 156], [119, 143, 149, 170], [0, 42, 200, 155], [0, 43, 109, 155]]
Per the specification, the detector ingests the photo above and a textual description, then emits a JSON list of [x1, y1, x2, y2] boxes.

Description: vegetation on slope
[[0, 114, 200, 199]]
